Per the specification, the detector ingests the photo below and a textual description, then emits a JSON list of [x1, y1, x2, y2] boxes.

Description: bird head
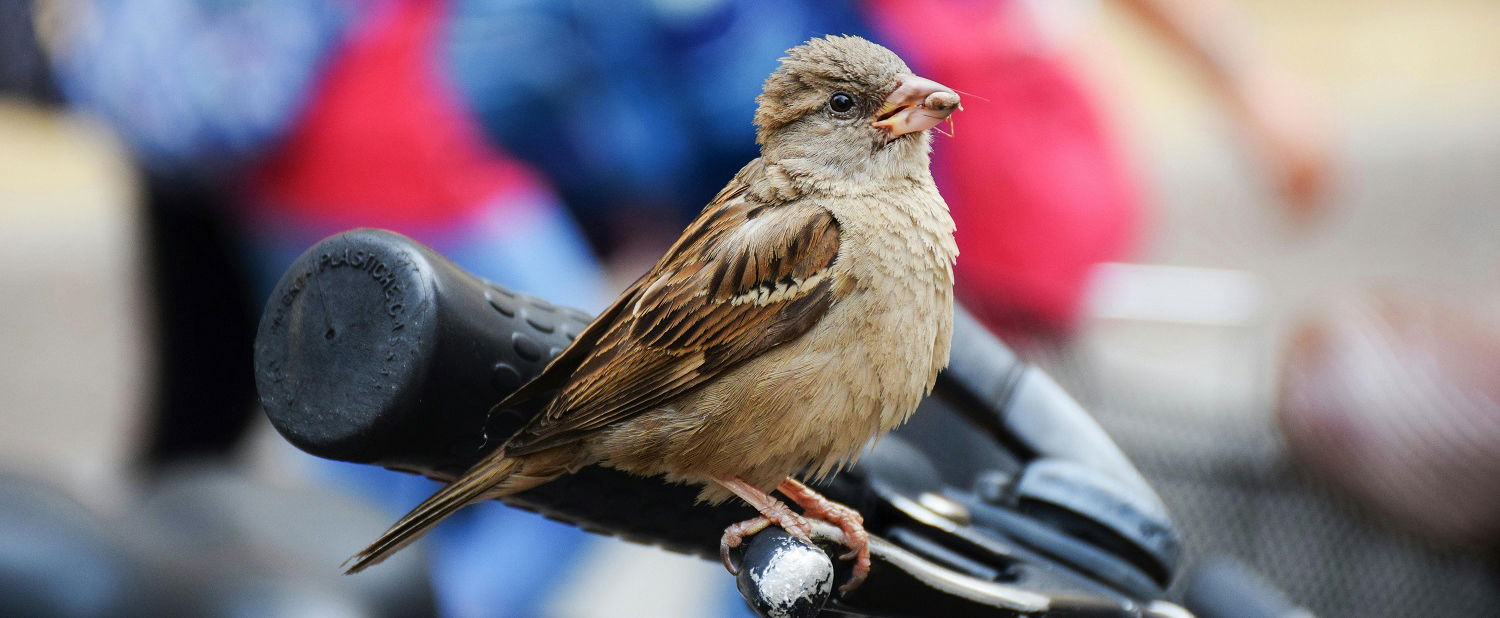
[[754, 36, 961, 184]]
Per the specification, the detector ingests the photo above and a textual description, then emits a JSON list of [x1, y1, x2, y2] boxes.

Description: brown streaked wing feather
[[501, 165, 842, 455], [489, 162, 768, 414]]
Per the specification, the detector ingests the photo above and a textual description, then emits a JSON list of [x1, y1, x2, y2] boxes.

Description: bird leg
[[716, 476, 813, 574], [778, 478, 871, 592]]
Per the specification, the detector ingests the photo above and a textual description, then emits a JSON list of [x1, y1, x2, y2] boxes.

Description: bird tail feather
[[342, 449, 568, 573]]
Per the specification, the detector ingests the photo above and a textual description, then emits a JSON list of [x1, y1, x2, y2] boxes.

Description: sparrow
[[345, 35, 961, 592]]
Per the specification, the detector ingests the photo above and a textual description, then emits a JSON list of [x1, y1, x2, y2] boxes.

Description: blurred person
[[43, 0, 615, 615], [869, 0, 1332, 339]]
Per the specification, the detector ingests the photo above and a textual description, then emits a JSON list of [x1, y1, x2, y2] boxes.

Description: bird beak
[[872, 74, 961, 139]]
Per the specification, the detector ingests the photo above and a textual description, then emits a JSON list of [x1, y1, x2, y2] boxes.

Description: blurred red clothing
[[870, 0, 1139, 336], [248, 0, 547, 230]]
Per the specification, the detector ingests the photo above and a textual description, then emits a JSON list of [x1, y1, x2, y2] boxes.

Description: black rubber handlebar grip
[[254, 228, 756, 556]]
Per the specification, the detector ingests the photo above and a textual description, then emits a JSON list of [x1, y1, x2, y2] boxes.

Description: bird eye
[[828, 92, 855, 114]]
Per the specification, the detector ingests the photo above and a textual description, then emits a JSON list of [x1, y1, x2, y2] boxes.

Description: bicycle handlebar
[[253, 229, 1186, 617]]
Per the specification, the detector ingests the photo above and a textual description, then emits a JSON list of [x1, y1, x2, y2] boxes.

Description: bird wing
[[498, 161, 843, 455]]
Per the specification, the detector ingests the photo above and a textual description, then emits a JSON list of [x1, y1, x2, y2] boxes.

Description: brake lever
[[254, 229, 1187, 617]]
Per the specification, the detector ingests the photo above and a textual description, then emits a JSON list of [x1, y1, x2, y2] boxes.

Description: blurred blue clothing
[[48, 0, 351, 180], [443, 0, 870, 225]]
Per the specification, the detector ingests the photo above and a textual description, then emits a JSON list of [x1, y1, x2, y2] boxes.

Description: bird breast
[[589, 185, 957, 501]]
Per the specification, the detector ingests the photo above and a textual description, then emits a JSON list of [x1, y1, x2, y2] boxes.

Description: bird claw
[[778, 479, 871, 593], [720, 516, 770, 574], [832, 537, 871, 592], [719, 500, 815, 575], [831, 519, 871, 593]]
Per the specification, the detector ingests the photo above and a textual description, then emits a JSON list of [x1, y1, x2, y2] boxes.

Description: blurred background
[[2, 0, 1499, 616]]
